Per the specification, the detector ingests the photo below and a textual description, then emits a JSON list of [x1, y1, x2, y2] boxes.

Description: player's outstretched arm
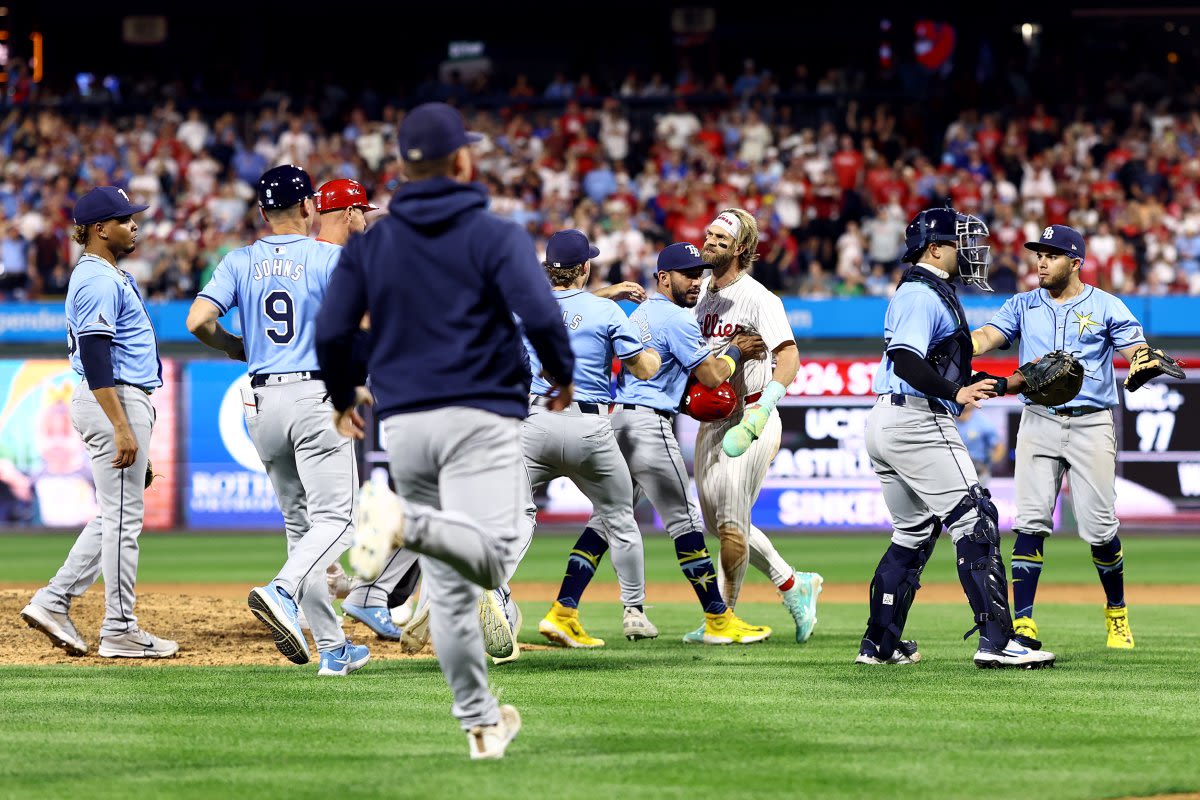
[[186, 298, 245, 361], [623, 348, 662, 380], [970, 324, 1007, 357], [592, 281, 647, 303]]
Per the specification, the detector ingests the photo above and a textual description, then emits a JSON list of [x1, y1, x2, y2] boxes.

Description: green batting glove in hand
[[722, 404, 770, 457]]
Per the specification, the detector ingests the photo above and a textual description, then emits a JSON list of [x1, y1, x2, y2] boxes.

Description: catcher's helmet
[[258, 164, 317, 210], [901, 205, 992, 291], [683, 380, 737, 422], [316, 178, 380, 213]]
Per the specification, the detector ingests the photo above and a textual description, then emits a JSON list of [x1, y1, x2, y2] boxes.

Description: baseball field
[[1, 532, 1198, 800]]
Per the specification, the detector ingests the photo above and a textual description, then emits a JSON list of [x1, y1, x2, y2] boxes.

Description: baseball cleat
[[20, 603, 88, 656], [390, 597, 416, 628], [400, 599, 431, 654], [468, 704, 521, 760], [682, 622, 706, 644], [248, 582, 310, 664], [316, 640, 371, 676], [781, 572, 824, 643], [492, 587, 523, 665], [1013, 616, 1043, 650], [974, 639, 1056, 669], [538, 602, 605, 648], [97, 629, 179, 659], [1105, 606, 1135, 649], [350, 482, 406, 581], [342, 603, 404, 640], [622, 607, 659, 641], [478, 590, 517, 661], [855, 639, 921, 665], [702, 610, 772, 645]]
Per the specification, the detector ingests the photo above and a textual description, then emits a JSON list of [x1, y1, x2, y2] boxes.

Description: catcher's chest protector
[[896, 267, 973, 388]]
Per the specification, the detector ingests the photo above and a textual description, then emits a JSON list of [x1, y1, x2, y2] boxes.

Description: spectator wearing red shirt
[[831, 134, 864, 191]]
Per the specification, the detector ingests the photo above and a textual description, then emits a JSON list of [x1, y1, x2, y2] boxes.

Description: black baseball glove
[[145, 459, 155, 489], [1124, 347, 1186, 392], [1018, 350, 1085, 406], [969, 371, 1009, 396]]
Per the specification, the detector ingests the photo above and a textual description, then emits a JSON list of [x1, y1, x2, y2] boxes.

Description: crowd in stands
[[4, 60, 1200, 303]]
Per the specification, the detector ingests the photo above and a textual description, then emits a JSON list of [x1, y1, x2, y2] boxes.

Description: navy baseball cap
[[72, 186, 150, 225], [258, 164, 317, 209], [1025, 224, 1086, 260], [658, 242, 707, 271], [398, 102, 483, 163], [545, 229, 600, 267]]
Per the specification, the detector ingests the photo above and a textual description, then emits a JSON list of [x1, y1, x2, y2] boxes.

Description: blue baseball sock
[[1010, 533, 1045, 619], [673, 531, 727, 614], [555, 527, 608, 609], [1091, 536, 1126, 608]]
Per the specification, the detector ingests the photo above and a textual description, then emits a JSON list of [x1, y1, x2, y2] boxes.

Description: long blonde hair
[[718, 207, 759, 272]]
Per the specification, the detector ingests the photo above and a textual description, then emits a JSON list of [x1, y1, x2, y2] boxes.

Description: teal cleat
[[781, 572, 824, 643], [681, 622, 706, 644]]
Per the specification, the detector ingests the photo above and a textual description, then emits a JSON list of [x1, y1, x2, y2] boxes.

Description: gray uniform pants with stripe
[[344, 546, 420, 608], [247, 379, 356, 654], [865, 396, 982, 547], [586, 407, 701, 538], [33, 383, 155, 638], [384, 407, 527, 730], [1014, 405, 1118, 546], [523, 404, 646, 607]]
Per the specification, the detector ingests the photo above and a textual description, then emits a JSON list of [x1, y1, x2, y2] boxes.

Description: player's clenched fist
[[333, 386, 374, 439]]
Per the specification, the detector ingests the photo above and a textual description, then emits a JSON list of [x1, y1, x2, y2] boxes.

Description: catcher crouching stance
[[972, 224, 1185, 651]]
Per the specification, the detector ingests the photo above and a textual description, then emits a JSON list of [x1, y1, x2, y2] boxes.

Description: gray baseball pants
[[1014, 405, 1119, 546], [383, 407, 526, 730], [523, 402, 645, 607], [32, 382, 154, 638], [246, 378, 355, 653]]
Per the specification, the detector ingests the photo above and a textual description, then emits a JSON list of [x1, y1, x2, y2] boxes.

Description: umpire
[[316, 102, 574, 760]]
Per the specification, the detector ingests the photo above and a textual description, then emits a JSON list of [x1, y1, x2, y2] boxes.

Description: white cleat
[[622, 607, 659, 641], [350, 482, 406, 581], [20, 603, 88, 656], [974, 639, 1056, 669], [468, 705, 522, 760]]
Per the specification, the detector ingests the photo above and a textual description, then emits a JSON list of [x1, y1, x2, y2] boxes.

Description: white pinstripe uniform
[[692, 272, 796, 607]]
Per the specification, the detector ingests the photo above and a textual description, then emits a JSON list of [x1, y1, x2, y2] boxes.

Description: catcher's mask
[[902, 206, 992, 292]]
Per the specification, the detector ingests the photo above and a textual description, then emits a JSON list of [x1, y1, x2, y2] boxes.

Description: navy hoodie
[[316, 177, 573, 420]]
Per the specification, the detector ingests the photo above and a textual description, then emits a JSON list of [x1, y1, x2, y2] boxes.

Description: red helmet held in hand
[[683, 379, 737, 422]]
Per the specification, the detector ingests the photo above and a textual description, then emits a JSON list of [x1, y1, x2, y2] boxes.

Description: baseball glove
[[1018, 350, 1085, 406], [144, 459, 155, 489], [1124, 346, 1186, 392]]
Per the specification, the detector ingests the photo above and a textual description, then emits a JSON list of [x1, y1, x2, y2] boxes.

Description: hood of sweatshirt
[[387, 177, 488, 228]]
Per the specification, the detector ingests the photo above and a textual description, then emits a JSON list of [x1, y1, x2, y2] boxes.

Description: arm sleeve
[[887, 347, 960, 401], [668, 313, 711, 372], [487, 225, 575, 384], [983, 295, 1022, 345], [315, 239, 369, 412], [197, 256, 238, 314], [610, 305, 645, 360], [72, 278, 120, 337], [79, 334, 115, 389], [756, 291, 795, 351], [1107, 297, 1147, 350]]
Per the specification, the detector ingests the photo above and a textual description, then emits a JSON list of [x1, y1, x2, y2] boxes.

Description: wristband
[[724, 344, 742, 363], [760, 380, 787, 409], [718, 354, 737, 375]]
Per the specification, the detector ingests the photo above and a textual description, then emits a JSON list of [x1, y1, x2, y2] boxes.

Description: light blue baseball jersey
[[984, 286, 1146, 409], [528, 289, 644, 403], [872, 280, 965, 415], [66, 254, 162, 388], [616, 295, 710, 411], [198, 235, 343, 375]]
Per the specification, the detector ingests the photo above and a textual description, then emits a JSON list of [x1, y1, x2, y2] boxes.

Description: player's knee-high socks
[[1011, 533, 1045, 619], [1091, 536, 1126, 608], [673, 531, 727, 614], [555, 528, 609, 609]]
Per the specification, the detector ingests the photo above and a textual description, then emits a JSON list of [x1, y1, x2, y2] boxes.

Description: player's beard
[[703, 249, 734, 271]]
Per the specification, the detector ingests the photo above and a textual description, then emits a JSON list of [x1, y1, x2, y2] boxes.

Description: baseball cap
[[72, 186, 150, 225], [545, 229, 600, 267], [316, 178, 380, 213], [657, 242, 707, 271], [398, 102, 483, 163], [1025, 224, 1086, 260], [258, 164, 317, 209]]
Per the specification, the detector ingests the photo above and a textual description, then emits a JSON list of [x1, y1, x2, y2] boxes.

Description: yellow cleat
[[1014, 616, 1039, 641], [538, 602, 605, 648], [702, 609, 772, 645], [1105, 606, 1135, 649]]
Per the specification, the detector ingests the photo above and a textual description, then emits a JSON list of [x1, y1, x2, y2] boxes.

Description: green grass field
[[2, 533, 1199, 799]]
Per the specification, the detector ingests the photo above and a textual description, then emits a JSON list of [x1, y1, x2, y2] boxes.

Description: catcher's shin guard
[[861, 523, 940, 660]]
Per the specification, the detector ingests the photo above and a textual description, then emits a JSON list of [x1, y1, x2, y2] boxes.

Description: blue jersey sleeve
[[1107, 296, 1147, 350], [984, 295, 1022, 344], [610, 304, 645, 360], [665, 311, 710, 372], [72, 278, 120, 337], [198, 255, 238, 314], [885, 288, 943, 357]]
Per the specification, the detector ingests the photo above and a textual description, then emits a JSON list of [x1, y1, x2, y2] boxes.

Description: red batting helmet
[[683, 380, 737, 422], [315, 179, 380, 213]]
